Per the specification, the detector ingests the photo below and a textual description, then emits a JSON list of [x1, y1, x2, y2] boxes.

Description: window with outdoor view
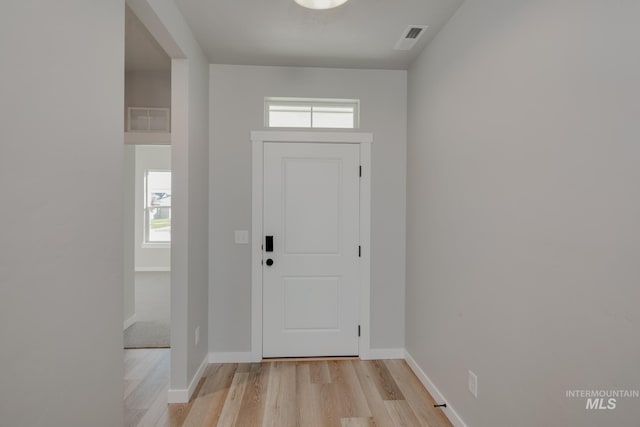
[[265, 98, 359, 129], [145, 170, 171, 243]]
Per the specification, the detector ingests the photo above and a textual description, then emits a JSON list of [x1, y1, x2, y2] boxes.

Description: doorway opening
[[123, 5, 172, 425], [123, 3, 172, 349], [124, 145, 172, 349]]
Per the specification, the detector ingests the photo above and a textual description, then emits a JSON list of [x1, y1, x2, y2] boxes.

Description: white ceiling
[[174, 0, 464, 70], [125, 6, 170, 72]]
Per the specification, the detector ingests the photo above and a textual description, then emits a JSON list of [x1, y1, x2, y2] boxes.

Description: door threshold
[[262, 356, 359, 363]]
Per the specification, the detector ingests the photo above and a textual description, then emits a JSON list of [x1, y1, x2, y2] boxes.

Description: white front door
[[262, 142, 360, 358]]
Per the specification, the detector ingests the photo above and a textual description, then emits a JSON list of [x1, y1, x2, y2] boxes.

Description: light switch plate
[[235, 230, 249, 244]]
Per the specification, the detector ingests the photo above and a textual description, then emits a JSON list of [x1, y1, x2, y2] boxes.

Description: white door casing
[[263, 142, 360, 357], [251, 131, 372, 361]]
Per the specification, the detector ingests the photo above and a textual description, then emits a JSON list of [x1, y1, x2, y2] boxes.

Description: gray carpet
[[124, 321, 170, 349]]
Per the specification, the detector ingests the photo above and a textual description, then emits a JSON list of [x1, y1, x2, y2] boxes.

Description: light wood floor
[[124, 348, 172, 427], [124, 349, 452, 427]]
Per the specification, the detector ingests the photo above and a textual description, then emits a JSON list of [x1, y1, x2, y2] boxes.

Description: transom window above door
[[265, 97, 359, 129]]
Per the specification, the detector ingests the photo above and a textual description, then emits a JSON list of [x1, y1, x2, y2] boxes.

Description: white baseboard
[[361, 348, 405, 360], [123, 314, 136, 330], [404, 350, 468, 427], [167, 388, 188, 404], [167, 354, 208, 403], [135, 267, 171, 272], [209, 351, 257, 363]]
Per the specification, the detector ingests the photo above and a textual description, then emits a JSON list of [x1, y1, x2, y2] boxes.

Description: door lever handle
[[266, 258, 274, 266]]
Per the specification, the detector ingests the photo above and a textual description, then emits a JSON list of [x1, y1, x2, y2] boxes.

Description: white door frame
[[251, 131, 373, 361]]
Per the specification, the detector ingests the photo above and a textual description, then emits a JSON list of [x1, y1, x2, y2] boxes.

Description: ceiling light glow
[[294, 0, 350, 10]]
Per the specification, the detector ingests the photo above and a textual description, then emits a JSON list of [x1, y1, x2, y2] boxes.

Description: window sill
[[142, 243, 171, 249]]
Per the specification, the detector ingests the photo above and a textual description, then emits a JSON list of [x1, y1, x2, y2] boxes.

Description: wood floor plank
[[181, 363, 236, 427], [125, 379, 142, 400], [319, 361, 372, 426], [384, 360, 452, 427], [136, 383, 169, 427], [262, 362, 298, 427], [352, 361, 397, 427], [341, 417, 377, 427], [125, 351, 170, 413], [364, 360, 405, 401], [124, 351, 142, 374], [126, 349, 166, 381], [167, 402, 192, 427], [330, 361, 372, 418], [384, 400, 422, 427], [215, 372, 249, 426], [153, 414, 170, 427], [309, 360, 332, 384], [126, 409, 148, 427], [295, 363, 326, 427], [234, 362, 271, 427]]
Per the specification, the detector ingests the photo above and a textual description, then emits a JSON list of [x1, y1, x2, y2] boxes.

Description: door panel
[[283, 158, 341, 254], [283, 277, 340, 330], [263, 142, 360, 357]]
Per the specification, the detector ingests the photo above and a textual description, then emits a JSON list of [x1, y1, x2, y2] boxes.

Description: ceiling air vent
[[394, 25, 428, 51]]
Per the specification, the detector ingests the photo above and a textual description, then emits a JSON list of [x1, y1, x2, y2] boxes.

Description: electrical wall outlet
[[195, 326, 200, 346], [468, 370, 478, 398], [235, 230, 249, 244]]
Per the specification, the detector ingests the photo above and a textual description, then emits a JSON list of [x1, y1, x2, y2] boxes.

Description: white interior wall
[[134, 145, 171, 270], [135, 271, 171, 323], [406, 1, 640, 426], [125, 69, 171, 108], [124, 145, 136, 327], [184, 55, 210, 387], [209, 64, 407, 354], [0, 1, 124, 426]]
